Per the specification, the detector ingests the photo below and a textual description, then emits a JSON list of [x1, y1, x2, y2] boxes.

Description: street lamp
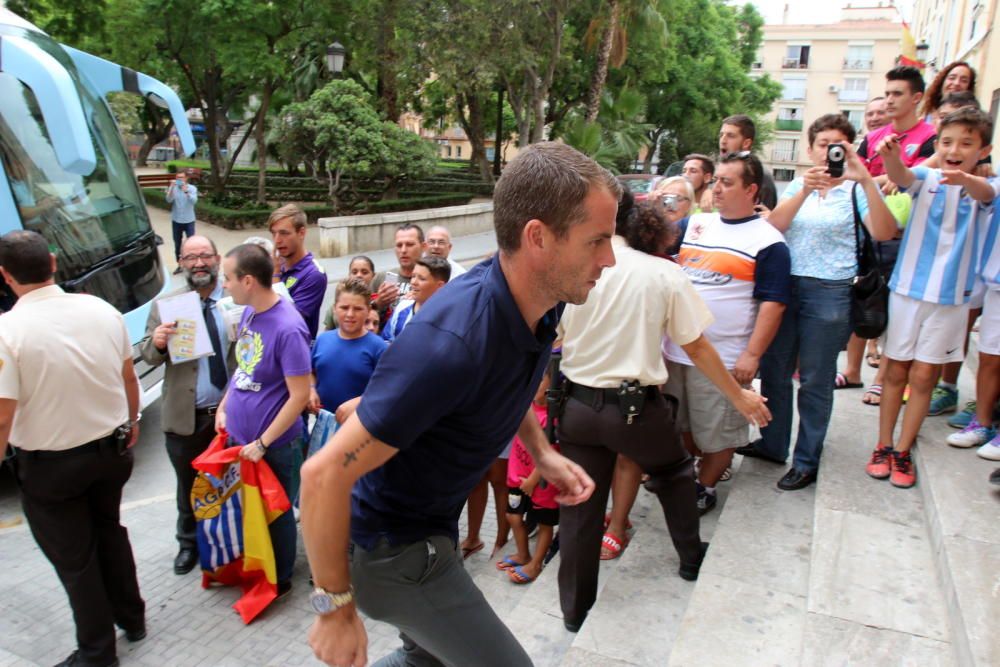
[[326, 42, 346, 76]]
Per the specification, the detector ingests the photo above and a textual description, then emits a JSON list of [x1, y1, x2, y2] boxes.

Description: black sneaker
[[695, 487, 717, 515], [990, 468, 1000, 486]]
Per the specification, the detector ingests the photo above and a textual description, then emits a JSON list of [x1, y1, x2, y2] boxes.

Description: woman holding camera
[[740, 114, 897, 489]]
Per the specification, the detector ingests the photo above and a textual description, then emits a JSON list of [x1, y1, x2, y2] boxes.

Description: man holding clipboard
[[140, 235, 235, 575]]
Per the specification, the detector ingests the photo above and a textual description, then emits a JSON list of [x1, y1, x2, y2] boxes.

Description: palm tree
[[583, 0, 667, 123]]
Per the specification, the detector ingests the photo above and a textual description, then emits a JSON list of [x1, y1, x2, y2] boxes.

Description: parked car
[[617, 174, 665, 201]]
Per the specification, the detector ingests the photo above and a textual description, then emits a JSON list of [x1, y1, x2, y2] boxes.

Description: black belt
[[17, 431, 121, 460], [195, 405, 218, 417], [567, 381, 659, 408]]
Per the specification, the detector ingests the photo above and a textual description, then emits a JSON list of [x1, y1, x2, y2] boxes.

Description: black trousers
[[16, 439, 145, 664], [164, 412, 216, 550], [556, 390, 701, 623]]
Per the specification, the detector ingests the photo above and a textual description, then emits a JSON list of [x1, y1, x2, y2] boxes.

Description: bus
[[0, 10, 194, 406]]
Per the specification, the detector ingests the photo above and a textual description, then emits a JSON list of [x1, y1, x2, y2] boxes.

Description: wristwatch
[[309, 585, 354, 615]]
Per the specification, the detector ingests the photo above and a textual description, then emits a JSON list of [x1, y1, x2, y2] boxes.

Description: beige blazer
[[139, 285, 236, 436]]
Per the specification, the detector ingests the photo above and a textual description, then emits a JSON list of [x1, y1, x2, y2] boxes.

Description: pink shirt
[[506, 403, 560, 510], [861, 119, 936, 177]]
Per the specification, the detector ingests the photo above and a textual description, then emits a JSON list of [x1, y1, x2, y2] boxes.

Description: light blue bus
[[0, 10, 194, 405]]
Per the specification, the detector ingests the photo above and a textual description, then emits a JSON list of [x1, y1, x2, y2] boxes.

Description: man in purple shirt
[[270, 204, 328, 339], [217, 243, 312, 597]]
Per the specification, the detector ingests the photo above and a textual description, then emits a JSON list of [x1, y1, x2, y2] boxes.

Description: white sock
[[703, 485, 716, 496], [939, 382, 957, 391]]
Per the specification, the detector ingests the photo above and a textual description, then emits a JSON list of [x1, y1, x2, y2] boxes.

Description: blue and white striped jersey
[[890, 168, 995, 305]]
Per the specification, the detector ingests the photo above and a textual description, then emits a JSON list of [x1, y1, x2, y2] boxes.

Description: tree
[[277, 79, 436, 210], [624, 0, 780, 172], [561, 87, 652, 172]]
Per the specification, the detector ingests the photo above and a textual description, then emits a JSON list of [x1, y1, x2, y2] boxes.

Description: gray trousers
[[351, 534, 533, 667]]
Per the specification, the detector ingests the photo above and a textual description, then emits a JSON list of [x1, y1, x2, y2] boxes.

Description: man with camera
[[166, 169, 198, 273], [0, 230, 146, 667]]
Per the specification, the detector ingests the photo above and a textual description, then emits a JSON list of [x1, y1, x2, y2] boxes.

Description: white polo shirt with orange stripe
[[664, 212, 791, 368]]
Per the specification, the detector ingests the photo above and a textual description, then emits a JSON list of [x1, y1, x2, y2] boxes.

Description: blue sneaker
[[927, 385, 959, 416], [946, 418, 997, 448], [947, 401, 977, 429]]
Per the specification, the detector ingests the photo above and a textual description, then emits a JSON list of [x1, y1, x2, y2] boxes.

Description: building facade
[[912, 0, 1000, 160], [755, 6, 901, 184]]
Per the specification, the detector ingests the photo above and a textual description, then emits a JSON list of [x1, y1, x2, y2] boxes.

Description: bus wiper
[[62, 232, 156, 290]]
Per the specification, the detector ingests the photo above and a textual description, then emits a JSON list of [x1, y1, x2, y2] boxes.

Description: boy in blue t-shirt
[[866, 107, 997, 488], [310, 279, 387, 418]]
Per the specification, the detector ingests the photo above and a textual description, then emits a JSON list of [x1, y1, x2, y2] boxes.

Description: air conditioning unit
[[828, 84, 840, 93]]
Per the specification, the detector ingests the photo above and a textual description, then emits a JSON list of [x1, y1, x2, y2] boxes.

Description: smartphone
[[384, 272, 400, 285]]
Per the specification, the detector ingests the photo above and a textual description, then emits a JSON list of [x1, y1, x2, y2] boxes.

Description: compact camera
[[661, 194, 683, 212], [827, 143, 846, 178]]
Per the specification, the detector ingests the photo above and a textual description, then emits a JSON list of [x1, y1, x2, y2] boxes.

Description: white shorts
[[970, 278, 987, 310], [884, 293, 969, 364], [978, 287, 1000, 356], [663, 361, 748, 454]]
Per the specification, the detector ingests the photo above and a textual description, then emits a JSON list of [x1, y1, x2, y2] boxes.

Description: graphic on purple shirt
[[279, 252, 327, 339], [225, 297, 312, 448]]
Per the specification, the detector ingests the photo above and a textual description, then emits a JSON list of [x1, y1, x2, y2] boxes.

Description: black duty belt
[[567, 382, 659, 408], [17, 431, 122, 460], [195, 405, 219, 417]]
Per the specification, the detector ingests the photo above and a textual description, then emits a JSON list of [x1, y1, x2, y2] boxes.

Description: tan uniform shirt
[[559, 237, 714, 388], [0, 285, 131, 450]]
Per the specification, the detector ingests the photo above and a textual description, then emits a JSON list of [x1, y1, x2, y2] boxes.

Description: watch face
[[310, 592, 333, 614]]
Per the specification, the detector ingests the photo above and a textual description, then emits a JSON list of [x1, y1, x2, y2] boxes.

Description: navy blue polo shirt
[[352, 253, 562, 549]]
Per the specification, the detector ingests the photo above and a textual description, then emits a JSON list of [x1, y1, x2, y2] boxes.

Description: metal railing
[[771, 149, 797, 162], [843, 58, 873, 70]]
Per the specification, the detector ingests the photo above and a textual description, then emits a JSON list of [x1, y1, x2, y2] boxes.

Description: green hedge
[[142, 188, 473, 229]]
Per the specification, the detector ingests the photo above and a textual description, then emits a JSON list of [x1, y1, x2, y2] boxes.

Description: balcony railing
[[771, 149, 797, 162], [776, 119, 804, 131], [782, 57, 808, 69], [838, 89, 869, 103], [843, 58, 873, 70]]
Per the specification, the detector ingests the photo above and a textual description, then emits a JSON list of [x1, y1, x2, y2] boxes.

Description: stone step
[[559, 464, 735, 666], [667, 357, 976, 666]]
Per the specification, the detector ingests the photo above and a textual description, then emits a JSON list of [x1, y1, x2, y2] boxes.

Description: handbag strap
[[851, 183, 877, 273]]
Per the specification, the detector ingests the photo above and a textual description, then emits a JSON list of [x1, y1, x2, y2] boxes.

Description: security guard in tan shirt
[[555, 208, 771, 633], [0, 231, 145, 667]]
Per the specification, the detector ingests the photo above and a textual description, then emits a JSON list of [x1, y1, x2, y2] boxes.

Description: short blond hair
[[652, 176, 695, 203], [268, 203, 307, 232]]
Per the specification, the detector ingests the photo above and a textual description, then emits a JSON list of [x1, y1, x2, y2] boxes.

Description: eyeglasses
[[180, 253, 217, 262]]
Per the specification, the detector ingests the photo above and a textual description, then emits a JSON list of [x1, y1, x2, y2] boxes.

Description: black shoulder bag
[[850, 183, 890, 339]]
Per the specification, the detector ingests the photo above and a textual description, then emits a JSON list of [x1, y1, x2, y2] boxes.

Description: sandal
[[495, 556, 524, 571], [600, 531, 629, 560], [862, 384, 882, 406], [508, 565, 537, 584], [834, 372, 863, 390], [461, 541, 484, 560], [866, 352, 881, 368], [719, 466, 732, 482]]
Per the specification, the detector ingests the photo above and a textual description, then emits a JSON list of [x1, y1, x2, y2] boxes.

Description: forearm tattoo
[[342, 437, 371, 468]]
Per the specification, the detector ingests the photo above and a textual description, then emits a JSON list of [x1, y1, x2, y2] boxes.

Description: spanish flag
[[898, 20, 925, 69], [191, 431, 291, 623]]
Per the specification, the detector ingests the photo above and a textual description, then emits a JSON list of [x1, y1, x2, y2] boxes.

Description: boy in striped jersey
[[948, 195, 1000, 459], [866, 108, 996, 488]]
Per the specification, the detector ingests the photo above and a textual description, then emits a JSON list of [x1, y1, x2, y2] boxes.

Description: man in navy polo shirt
[[270, 203, 327, 340], [301, 142, 618, 667]]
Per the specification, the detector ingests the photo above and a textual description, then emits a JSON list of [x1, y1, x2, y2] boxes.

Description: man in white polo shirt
[[0, 230, 145, 667]]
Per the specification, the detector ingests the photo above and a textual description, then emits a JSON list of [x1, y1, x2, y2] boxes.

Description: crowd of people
[[0, 60, 996, 667]]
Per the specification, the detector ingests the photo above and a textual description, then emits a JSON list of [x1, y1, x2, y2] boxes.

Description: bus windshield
[[0, 24, 163, 313]]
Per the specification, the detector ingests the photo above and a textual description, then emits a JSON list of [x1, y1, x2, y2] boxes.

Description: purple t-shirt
[[226, 297, 312, 448], [279, 252, 327, 340]]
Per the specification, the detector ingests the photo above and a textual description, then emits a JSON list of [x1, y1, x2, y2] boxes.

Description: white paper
[[157, 291, 214, 364]]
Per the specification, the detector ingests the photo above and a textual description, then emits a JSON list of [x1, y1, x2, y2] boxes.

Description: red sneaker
[[866, 445, 893, 479], [890, 450, 916, 488]]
